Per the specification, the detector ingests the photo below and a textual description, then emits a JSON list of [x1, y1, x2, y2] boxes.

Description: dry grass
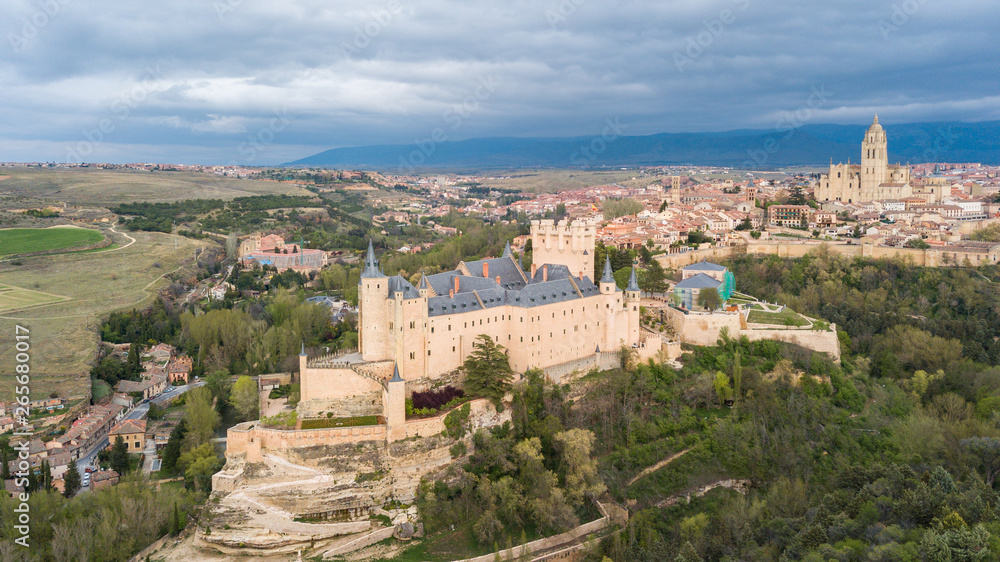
[[0, 284, 70, 313], [0, 227, 210, 400], [0, 168, 311, 205], [484, 169, 639, 193]]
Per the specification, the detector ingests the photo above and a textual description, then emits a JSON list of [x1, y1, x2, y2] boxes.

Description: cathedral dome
[[866, 114, 883, 134]]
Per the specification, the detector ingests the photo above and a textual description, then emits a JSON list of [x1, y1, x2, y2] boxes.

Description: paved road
[[74, 381, 203, 489]]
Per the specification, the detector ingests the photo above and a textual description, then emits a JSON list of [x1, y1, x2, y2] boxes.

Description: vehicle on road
[[85, 467, 95, 473]]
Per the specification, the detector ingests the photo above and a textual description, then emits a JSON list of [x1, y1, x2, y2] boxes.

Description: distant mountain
[[285, 121, 1000, 170]]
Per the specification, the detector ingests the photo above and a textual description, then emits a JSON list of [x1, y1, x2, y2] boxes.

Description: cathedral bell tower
[[861, 114, 888, 197]]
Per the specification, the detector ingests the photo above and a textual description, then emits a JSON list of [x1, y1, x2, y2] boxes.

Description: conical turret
[[626, 266, 640, 293], [361, 240, 385, 278], [600, 256, 615, 284]]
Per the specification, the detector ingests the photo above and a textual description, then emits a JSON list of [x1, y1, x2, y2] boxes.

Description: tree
[[640, 259, 668, 295], [735, 217, 752, 231], [961, 437, 1000, 486], [552, 429, 605, 507], [906, 238, 930, 249], [1, 449, 8, 480], [184, 386, 220, 450], [178, 443, 222, 492], [170, 502, 182, 536], [111, 436, 129, 475], [788, 186, 807, 206], [64, 463, 81, 497], [162, 420, 188, 474], [713, 372, 732, 406], [463, 335, 514, 407], [230, 375, 259, 421], [697, 288, 722, 311], [204, 369, 232, 406]]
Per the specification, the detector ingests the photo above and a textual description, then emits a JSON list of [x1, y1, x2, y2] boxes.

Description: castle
[[815, 115, 912, 203], [296, 219, 662, 436]]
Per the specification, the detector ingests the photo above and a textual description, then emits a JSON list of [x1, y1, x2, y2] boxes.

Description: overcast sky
[[2, 0, 998, 165]]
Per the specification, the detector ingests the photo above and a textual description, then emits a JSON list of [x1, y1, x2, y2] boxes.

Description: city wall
[[663, 307, 840, 360], [655, 241, 997, 270], [223, 398, 506, 462]]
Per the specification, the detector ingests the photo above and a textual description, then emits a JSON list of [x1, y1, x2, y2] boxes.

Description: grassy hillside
[[0, 226, 103, 256]]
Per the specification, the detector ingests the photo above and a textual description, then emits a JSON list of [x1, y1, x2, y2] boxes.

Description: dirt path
[[627, 448, 691, 487]]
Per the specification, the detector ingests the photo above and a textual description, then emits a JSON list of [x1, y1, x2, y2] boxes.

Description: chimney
[[495, 276, 501, 285], [531, 263, 537, 277], [483, 262, 489, 278], [449, 289, 454, 298], [454, 276, 460, 294], [543, 264, 548, 282]]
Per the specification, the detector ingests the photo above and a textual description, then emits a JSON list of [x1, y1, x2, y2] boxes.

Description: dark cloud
[[1, 0, 997, 164]]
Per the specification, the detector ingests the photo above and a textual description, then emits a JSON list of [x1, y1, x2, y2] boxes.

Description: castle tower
[[746, 183, 757, 206], [861, 114, 888, 198], [384, 363, 407, 442], [359, 241, 389, 361], [530, 219, 596, 280], [625, 266, 641, 345], [599, 256, 616, 295]]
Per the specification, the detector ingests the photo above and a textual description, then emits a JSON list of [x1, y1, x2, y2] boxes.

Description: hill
[[286, 120, 1000, 170]]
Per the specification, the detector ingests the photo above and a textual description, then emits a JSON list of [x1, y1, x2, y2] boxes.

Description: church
[[815, 115, 912, 203]]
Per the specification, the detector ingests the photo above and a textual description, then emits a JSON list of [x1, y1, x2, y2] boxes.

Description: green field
[[746, 307, 809, 327], [0, 229, 210, 400], [0, 226, 104, 256], [0, 283, 70, 313]]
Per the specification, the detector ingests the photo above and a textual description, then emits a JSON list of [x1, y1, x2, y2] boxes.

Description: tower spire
[[502, 240, 512, 258], [626, 266, 640, 292], [600, 256, 615, 284], [361, 240, 386, 278]]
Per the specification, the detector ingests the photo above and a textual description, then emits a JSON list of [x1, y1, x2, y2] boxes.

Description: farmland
[[0, 227, 209, 400], [0, 225, 104, 256]]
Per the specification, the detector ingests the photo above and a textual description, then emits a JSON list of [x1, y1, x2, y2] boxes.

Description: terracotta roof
[[110, 419, 146, 436]]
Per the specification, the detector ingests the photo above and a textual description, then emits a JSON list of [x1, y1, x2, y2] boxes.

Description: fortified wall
[[662, 306, 841, 361], [656, 240, 1000, 271]]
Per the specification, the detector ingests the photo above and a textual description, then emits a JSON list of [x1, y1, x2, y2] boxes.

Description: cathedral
[[815, 115, 912, 203]]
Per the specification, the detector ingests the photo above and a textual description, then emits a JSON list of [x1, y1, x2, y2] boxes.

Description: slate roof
[[387, 275, 420, 299], [371, 240, 609, 317], [463, 255, 527, 290], [682, 261, 727, 272], [674, 273, 722, 289]]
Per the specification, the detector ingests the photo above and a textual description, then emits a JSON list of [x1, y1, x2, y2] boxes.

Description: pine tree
[[170, 502, 181, 535], [1, 449, 8, 480], [111, 436, 130, 475], [64, 463, 81, 497], [462, 335, 514, 408]]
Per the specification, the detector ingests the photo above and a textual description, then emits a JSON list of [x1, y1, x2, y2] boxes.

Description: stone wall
[[664, 306, 840, 359], [742, 326, 841, 361], [542, 352, 622, 383], [224, 422, 388, 459], [454, 510, 609, 562], [663, 307, 743, 347], [656, 240, 1000, 271]]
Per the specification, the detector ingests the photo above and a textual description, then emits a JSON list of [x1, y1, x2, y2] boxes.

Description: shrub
[[411, 385, 465, 411]]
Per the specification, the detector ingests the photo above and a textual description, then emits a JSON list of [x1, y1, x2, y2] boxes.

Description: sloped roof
[[682, 261, 727, 272], [110, 419, 146, 436], [675, 273, 722, 290]]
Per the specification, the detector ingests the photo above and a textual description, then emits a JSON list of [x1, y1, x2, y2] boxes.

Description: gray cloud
[[1, 0, 997, 164]]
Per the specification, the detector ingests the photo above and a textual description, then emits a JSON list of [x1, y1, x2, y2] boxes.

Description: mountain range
[[285, 121, 1000, 171]]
